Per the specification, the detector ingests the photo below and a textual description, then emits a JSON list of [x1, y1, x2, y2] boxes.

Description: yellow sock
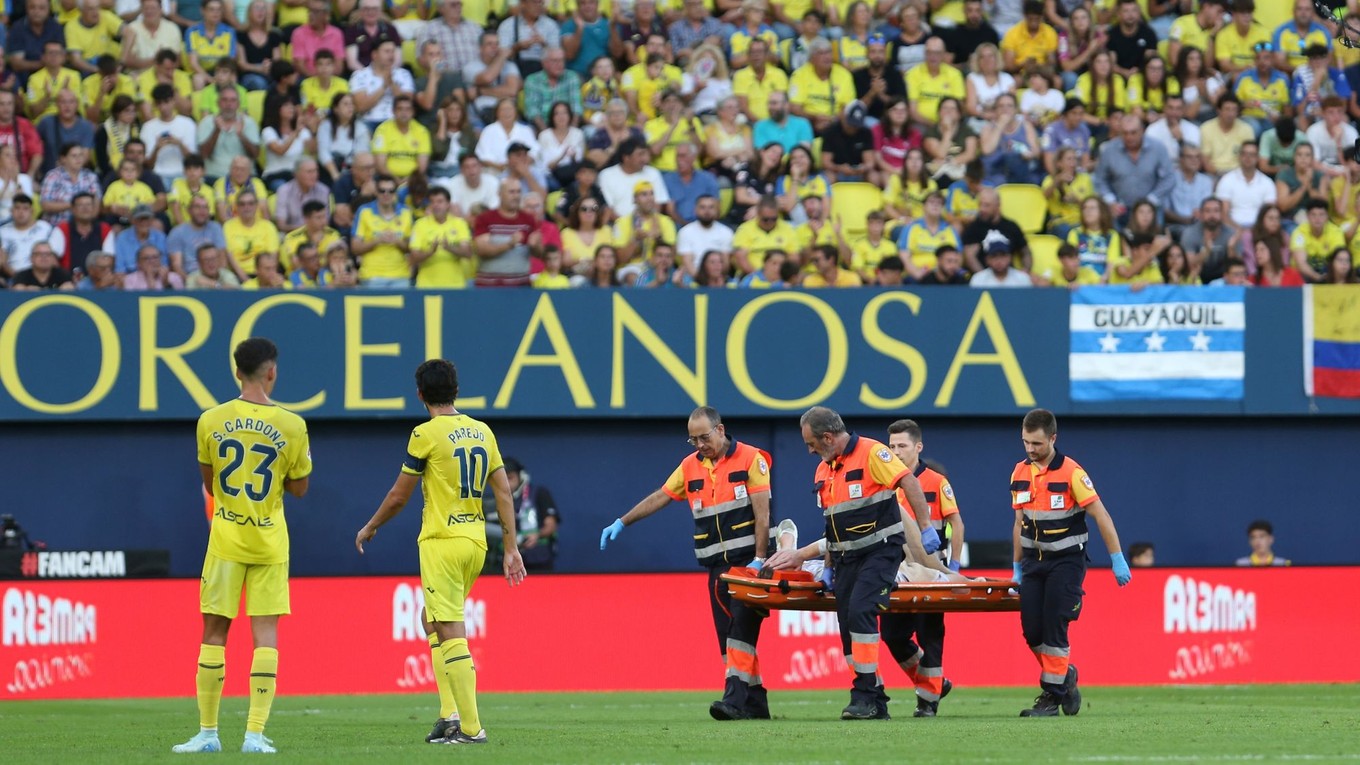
[[439, 638, 480, 734], [429, 634, 458, 720], [246, 647, 279, 734], [195, 644, 226, 730]]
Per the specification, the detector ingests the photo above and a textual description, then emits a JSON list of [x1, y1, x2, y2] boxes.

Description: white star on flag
[[1143, 331, 1167, 352], [1098, 332, 1120, 353], [1190, 330, 1212, 351]]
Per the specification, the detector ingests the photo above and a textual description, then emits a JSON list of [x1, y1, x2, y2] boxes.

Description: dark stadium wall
[[3, 416, 1351, 576]]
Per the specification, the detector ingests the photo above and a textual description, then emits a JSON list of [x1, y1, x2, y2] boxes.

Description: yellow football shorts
[[200, 551, 291, 618], [419, 537, 486, 623]]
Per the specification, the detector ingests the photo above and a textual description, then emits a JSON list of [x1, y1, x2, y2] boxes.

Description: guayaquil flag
[[1069, 285, 1246, 401], [1303, 285, 1360, 398]]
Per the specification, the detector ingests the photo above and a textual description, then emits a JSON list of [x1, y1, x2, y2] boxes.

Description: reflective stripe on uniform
[[823, 489, 897, 517], [1019, 532, 1089, 551], [828, 522, 905, 552], [695, 534, 757, 560], [1022, 506, 1085, 522], [849, 632, 879, 674], [898, 647, 923, 672], [692, 497, 753, 520]]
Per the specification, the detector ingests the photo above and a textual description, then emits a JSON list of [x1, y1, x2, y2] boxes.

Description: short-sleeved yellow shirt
[[732, 66, 789, 122], [788, 63, 857, 119], [355, 205, 415, 280], [372, 120, 432, 179], [301, 76, 350, 112], [732, 218, 798, 270], [196, 398, 312, 565], [904, 63, 965, 123], [411, 214, 473, 288], [402, 413, 505, 545], [223, 216, 282, 274], [102, 180, 155, 212]]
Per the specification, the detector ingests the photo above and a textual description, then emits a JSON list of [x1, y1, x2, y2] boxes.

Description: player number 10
[[452, 446, 489, 499]]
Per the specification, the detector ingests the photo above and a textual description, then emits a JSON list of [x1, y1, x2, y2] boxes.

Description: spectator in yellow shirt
[[905, 37, 965, 127], [372, 95, 432, 180], [65, 0, 124, 77], [788, 37, 856, 135], [803, 243, 863, 286], [1040, 242, 1103, 287], [532, 245, 574, 288], [1001, 1, 1059, 75], [103, 158, 157, 225], [222, 190, 282, 277], [410, 187, 475, 288], [27, 41, 83, 123]]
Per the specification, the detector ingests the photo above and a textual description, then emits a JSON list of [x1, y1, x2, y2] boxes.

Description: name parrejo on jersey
[[445, 427, 486, 444], [208, 417, 289, 449]]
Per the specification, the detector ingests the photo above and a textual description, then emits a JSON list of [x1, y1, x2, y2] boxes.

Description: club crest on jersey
[[943, 484, 954, 500], [734, 485, 748, 500], [1050, 495, 1065, 510], [757, 457, 768, 475], [849, 484, 863, 499], [1082, 474, 1093, 490], [877, 448, 892, 462]]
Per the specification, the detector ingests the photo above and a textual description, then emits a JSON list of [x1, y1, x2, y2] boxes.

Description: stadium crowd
[[2, 0, 1360, 290]]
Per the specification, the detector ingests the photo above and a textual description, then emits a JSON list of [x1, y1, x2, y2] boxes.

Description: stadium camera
[[0, 513, 39, 551], [1316, 0, 1360, 48]]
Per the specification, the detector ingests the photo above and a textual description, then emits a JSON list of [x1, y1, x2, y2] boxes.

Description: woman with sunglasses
[[561, 197, 615, 273]]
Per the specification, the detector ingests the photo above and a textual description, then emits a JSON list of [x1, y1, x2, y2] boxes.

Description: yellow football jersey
[[411, 214, 473, 288], [371, 120, 432, 179], [402, 413, 505, 546], [355, 206, 415, 280], [197, 398, 312, 565], [223, 216, 282, 274]]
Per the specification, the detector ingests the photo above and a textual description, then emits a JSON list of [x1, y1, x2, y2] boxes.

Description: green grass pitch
[[3, 686, 1359, 763]]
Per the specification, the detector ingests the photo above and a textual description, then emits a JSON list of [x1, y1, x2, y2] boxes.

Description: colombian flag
[[1304, 285, 1360, 398]]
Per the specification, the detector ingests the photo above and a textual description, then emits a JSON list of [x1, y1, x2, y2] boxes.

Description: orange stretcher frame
[[721, 568, 1021, 613]]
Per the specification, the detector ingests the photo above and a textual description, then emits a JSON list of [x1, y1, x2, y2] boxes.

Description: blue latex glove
[[599, 519, 625, 550], [1012, 562, 1023, 584], [919, 526, 941, 554], [745, 558, 764, 570], [1111, 552, 1132, 586], [819, 567, 835, 592], [948, 559, 961, 573]]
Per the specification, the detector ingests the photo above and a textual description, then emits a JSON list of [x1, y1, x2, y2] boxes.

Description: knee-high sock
[[439, 638, 480, 734], [429, 633, 458, 720], [246, 647, 279, 734], [196, 644, 226, 730]]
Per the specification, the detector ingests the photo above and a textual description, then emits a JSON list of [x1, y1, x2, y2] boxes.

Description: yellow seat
[[1028, 233, 1062, 279], [997, 183, 1046, 234], [811, 136, 823, 170], [267, 193, 277, 221], [546, 189, 563, 216], [245, 90, 266, 127], [279, 43, 292, 63], [829, 182, 883, 241], [719, 186, 733, 218]]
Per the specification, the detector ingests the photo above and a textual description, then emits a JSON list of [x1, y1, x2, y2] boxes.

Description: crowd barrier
[[4, 567, 1356, 700]]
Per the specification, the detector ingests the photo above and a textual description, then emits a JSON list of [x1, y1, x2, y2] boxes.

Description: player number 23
[[218, 439, 279, 501], [453, 446, 489, 499]]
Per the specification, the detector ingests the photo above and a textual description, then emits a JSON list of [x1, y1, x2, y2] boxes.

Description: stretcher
[[721, 568, 1021, 613]]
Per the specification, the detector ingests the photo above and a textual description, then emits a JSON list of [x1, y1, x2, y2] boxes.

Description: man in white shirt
[[349, 37, 415, 129], [969, 240, 1033, 288], [1214, 140, 1278, 229], [438, 153, 501, 217], [597, 137, 671, 218], [1143, 94, 1200, 160], [0, 194, 65, 277], [676, 194, 734, 275], [142, 83, 199, 187], [1305, 96, 1359, 172]]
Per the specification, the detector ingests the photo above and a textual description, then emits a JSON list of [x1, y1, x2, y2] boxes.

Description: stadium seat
[[830, 182, 883, 241], [267, 193, 277, 220], [245, 90, 266, 127], [719, 187, 733, 218], [1028, 233, 1062, 279], [997, 183, 1046, 234], [546, 189, 563, 216]]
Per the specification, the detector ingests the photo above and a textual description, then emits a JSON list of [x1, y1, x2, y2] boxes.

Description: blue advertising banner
[[1, 287, 1358, 421]]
